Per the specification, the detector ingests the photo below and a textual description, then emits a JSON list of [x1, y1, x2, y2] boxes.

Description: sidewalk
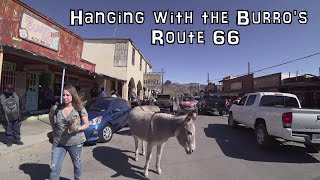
[[0, 114, 52, 155]]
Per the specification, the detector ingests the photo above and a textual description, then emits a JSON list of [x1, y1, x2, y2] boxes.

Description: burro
[[128, 106, 197, 178], [151, 30, 205, 45]]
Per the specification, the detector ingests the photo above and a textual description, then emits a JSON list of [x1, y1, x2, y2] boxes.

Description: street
[[1, 115, 320, 180]]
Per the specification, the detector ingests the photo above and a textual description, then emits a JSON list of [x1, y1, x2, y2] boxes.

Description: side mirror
[[112, 109, 121, 113]]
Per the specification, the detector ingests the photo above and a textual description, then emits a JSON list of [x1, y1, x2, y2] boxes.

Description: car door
[[244, 95, 257, 128], [109, 99, 129, 130], [233, 95, 248, 124]]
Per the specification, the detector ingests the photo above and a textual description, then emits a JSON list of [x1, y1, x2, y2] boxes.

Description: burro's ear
[[185, 110, 196, 123]]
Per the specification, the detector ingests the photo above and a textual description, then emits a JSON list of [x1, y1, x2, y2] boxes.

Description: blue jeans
[[50, 143, 83, 180], [5, 119, 21, 142]]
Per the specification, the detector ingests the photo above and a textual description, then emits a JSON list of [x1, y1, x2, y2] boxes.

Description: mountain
[[162, 82, 206, 97]]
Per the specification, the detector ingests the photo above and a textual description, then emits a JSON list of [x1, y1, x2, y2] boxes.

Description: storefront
[[0, 46, 98, 113], [0, 0, 98, 113]]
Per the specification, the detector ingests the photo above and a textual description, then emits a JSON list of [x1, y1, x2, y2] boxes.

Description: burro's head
[[175, 111, 196, 155]]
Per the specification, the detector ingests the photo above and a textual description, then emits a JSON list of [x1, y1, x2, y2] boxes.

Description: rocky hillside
[[162, 81, 206, 97]]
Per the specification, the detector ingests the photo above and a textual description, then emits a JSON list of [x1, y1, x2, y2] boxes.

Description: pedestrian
[[111, 90, 117, 98], [99, 87, 106, 98], [0, 84, 23, 147], [45, 87, 55, 110], [49, 84, 89, 180], [90, 87, 98, 98]]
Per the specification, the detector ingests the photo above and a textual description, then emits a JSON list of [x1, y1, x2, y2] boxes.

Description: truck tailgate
[[291, 108, 320, 133]]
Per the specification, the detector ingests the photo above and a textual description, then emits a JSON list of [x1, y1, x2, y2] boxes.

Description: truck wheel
[[219, 110, 227, 116], [228, 113, 238, 128], [255, 124, 271, 148], [305, 144, 319, 153]]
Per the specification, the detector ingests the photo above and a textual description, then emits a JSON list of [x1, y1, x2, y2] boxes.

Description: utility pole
[[207, 72, 210, 85], [248, 62, 250, 74], [161, 68, 165, 94]]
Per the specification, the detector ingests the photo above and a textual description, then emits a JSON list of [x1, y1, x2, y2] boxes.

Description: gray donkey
[[128, 106, 196, 178], [132, 105, 161, 156]]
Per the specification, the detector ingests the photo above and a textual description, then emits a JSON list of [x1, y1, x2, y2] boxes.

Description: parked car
[[84, 97, 131, 143], [228, 92, 320, 151], [155, 94, 173, 113], [199, 94, 229, 115], [180, 96, 198, 114]]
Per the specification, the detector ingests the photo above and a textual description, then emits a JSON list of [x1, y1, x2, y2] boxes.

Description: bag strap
[[54, 104, 82, 118]]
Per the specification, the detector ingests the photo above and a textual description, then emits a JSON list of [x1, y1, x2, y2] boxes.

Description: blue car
[[84, 97, 131, 143]]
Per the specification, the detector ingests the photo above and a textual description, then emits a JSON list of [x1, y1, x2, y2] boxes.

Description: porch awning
[[1, 45, 126, 82]]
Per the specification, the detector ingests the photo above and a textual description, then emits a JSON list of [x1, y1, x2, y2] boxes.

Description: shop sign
[[144, 72, 162, 90], [230, 82, 242, 90], [80, 59, 95, 72], [19, 13, 60, 51]]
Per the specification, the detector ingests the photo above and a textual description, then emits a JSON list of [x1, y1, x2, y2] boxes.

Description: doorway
[[38, 72, 52, 109], [25, 72, 39, 111]]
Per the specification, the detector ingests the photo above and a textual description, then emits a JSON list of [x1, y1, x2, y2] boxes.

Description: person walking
[[111, 90, 117, 98], [0, 84, 23, 147], [45, 87, 55, 110], [49, 85, 89, 180], [99, 87, 106, 98]]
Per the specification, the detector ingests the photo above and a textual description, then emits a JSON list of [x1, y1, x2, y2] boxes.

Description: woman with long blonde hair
[[49, 84, 89, 180]]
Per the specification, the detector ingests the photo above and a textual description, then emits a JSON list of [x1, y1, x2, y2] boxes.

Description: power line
[[217, 51, 320, 81], [253, 52, 320, 73]]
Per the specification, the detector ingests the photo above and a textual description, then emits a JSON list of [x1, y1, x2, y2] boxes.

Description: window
[[131, 48, 135, 65], [238, 96, 248, 105], [1, 63, 16, 93], [139, 57, 142, 71], [284, 96, 299, 108], [246, 95, 257, 106], [88, 99, 112, 111], [259, 95, 299, 108], [259, 95, 274, 107]]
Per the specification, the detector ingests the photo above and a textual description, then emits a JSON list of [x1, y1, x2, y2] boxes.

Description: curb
[[0, 130, 51, 156]]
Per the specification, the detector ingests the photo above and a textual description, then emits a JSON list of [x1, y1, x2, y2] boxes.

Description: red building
[[220, 74, 254, 98], [0, 0, 99, 113]]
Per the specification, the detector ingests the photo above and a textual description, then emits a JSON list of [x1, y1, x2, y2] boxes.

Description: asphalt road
[[1, 115, 320, 180]]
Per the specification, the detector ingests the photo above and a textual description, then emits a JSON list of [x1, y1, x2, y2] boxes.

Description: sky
[[21, 0, 320, 84]]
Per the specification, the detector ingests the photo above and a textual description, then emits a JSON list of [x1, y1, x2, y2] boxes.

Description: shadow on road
[[204, 123, 320, 163], [19, 163, 69, 180], [93, 146, 154, 179]]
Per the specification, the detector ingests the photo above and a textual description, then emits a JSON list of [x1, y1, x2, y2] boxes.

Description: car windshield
[[183, 97, 194, 101], [157, 95, 171, 99], [86, 99, 112, 111], [202, 95, 218, 100]]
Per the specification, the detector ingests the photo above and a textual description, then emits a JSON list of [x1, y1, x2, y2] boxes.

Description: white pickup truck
[[228, 92, 320, 151]]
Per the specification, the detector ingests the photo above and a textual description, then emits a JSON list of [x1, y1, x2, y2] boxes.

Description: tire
[[219, 110, 227, 116], [228, 113, 238, 128], [255, 123, 272, 148], [99, 124, 113, 143], [305, 144, 319, 153]]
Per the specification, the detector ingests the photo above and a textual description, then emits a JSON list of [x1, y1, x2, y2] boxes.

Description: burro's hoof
[[157, 168, 162, 174], [144, 170, 149, 178], [135, 157, 138, 161], [142, 152, 146, 156]]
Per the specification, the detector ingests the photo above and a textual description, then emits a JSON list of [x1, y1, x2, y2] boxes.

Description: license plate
[[312, 134, 320, 140]]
